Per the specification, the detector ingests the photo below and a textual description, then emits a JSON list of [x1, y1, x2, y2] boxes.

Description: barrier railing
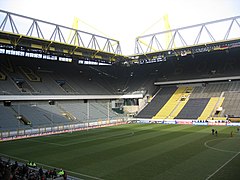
[[0, 118, 126, 141]]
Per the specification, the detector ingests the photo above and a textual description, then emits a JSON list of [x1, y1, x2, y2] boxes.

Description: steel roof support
[[0, 13, 19, 33], [0, 9, 121, 55], [26, 20, 44, 39], [135, 15, 240, 54]]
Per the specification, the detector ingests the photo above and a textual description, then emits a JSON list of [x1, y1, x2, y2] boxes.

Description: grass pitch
[[1, 124, 240, 180]]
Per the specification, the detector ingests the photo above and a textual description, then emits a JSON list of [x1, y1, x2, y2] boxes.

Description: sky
[[0, 0, 240, 55]]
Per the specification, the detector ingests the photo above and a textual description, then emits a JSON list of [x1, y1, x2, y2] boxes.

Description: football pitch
[[1, 124, 240, 180]]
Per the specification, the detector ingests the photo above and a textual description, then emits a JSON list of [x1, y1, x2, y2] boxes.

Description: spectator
[[52, 168, 57, 178], [13, 161, 18, 170], [3, 165, 11, 180], [58, 168, 64, 176], [63, 170, 67, 180], [39, 167, 43, 178], [0, 157, 72, 180]]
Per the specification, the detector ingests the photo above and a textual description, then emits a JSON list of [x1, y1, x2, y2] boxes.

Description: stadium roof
[[0, 4, 240, 64]]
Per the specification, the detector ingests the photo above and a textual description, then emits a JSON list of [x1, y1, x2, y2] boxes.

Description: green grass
[[1, 124, 240, 180]]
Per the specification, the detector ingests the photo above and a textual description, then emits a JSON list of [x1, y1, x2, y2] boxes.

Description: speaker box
[[3, 101, 11, 106], [48, 100, 55, 105]]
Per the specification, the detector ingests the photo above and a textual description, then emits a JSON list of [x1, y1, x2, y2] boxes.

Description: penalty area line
[[205, 152, 240, 180]]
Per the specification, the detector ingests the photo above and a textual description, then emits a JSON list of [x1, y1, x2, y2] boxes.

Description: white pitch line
[[205, 152, 240, 180], [27, 139, 64, 146], [14, 131, 134, 148], [63, 132, 134, 146], [28, 131, 134, 147], [204, 138, 239, 154], [0, 152, 103, 180]]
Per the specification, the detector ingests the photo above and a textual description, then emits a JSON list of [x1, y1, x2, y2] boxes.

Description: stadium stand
[[36, 103, 72, 123], [56, 100, 121, 122], [2, 49, 240, 126], [152, 87, 193, 119], [0, 105, 22, 130], [136, 87, 177, 118], [18, 66, 41, 82], [0, 100, 124, 131], [197, 97, 224, 120], [168, 87, 193, 119], [1, 45, 240, 96], [135, 80, 240, 120], [222, 91, 240, 117], [2, 52, 240, 123], [11, 104, 69, 127], [1, 10, 240, 180], [175, 98, 210, 119], [0, 103, 71, 130]]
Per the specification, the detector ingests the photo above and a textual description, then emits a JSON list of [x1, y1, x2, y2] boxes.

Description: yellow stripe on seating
[[169, 99, 189, 119], [153, 87, 193, 119], [198, 97, 224, 120]]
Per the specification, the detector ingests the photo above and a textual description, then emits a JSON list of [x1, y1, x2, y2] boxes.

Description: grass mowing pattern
[[0, 124, 240, 179]]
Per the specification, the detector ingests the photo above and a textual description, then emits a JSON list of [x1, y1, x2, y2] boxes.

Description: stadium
[[1, 1, 240, 179]]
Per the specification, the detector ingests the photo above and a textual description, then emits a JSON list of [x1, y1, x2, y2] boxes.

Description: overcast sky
[[0, 0, 240, 55]]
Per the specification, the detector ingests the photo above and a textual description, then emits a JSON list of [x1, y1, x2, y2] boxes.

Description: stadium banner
[[90, 122, 98, 126], [24, 129, 32, 135], [30, 128, 39, 134], [176, 120, 193, 125], [208, 122, 226, 126], [227, 122, 240, 126], [111, 119, 119, 123], [52, 126, 59, 131], [138, 120, 150, 123], [130, 119, 163, 124], [193, 122, 208, 126], [64, 125, 71, 130], [74, 124, 84, 128], [152, 120, 164, 124], [18, 130, 25, 136], [163, 120, 176, 124], [39, 128, 46, 133], [9, 131, 18, 137], [1, 132, 9, 138]]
